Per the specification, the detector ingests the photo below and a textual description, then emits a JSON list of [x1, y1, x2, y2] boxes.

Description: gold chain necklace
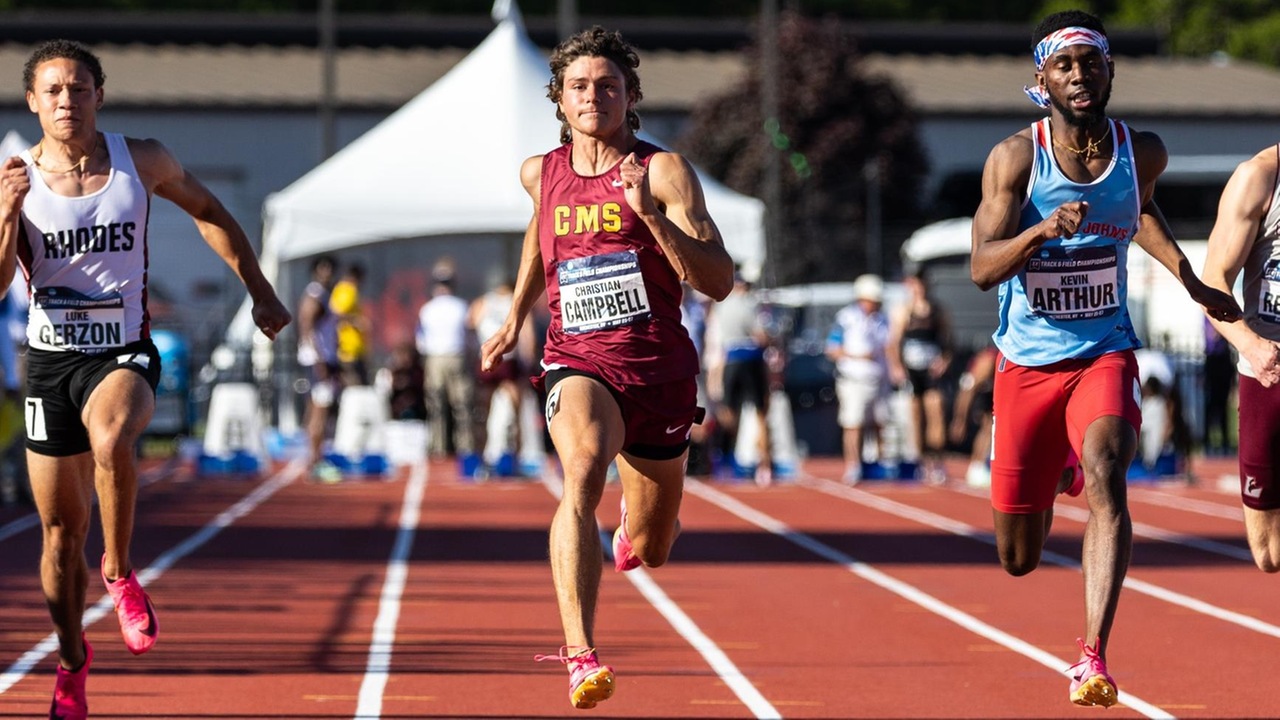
[[1053, 122, 1111, 160], [32, 135, 99, 175]]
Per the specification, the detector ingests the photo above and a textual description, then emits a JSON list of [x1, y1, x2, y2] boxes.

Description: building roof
[[863, 54, 1280, 117], [3, 40, 1280, 118]]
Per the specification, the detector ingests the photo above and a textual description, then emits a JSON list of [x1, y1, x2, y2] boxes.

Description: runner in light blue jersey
[[969, 9, 1240, 709]]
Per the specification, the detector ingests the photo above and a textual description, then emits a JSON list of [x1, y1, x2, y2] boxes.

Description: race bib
[[557, 250, 651, 334], [28, 286, 126, 353], [1258, 258, 1280, 324], [1025, 247, 1120, 320]]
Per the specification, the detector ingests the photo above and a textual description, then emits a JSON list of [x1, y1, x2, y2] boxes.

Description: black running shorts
[[25, 339, 162, 456]]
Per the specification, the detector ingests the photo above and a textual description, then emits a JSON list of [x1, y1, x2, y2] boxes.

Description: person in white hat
[[826, 273, 890, 484]]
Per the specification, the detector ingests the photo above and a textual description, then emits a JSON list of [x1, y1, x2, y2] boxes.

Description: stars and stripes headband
[[1023, 26, 1111, 108]]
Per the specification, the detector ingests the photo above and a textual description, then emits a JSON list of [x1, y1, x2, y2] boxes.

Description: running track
[[0, 454, 1270, 718]]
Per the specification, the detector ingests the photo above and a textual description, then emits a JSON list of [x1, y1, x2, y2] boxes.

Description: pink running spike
[[1067, 637, 1118, 707], [613, 497, 642, 572], [102, 556, 158, 655], [535, 646, 615, 710], [49, 636, 92, 720]]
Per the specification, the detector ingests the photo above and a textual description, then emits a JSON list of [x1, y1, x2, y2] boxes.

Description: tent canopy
[[232, 8, 765, 346], [262, 12, 764, 267], [0, 130, 30, 160]]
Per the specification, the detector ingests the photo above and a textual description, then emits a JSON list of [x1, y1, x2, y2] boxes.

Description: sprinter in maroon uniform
[[480, 26, 733, 711]]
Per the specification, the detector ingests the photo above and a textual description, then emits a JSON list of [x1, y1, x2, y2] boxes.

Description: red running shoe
[[1067, 637, 1118, 707], [49, 636, 92, 720], [536, 646, 615, 710], [102, 556, 158, 655]]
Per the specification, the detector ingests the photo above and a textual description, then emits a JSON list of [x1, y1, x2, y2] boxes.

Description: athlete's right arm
[[1202, 150, 1280, 387], [481, 156, 547, 372], [0, 156, 31, 295], [970, 134, 1087, 291]]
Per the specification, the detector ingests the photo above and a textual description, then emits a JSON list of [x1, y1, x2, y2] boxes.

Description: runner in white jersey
[[1201, 143, 1280, 573], [970, 10, 1239, 709], [0, 40, 290, 720]]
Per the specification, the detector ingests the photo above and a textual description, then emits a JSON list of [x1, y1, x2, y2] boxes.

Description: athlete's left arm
[[622, 151, 734, 301], [1130, 131, 1241, 322], [133, 138, 292, 339]]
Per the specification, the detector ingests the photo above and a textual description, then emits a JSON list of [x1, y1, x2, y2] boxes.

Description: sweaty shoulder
[[520, 154, 544, 200], [1127, 128, 1169, 184], [123, 137, 181, 191], [990, 129, 1035, 166], [984, 129, 1035, 189], [648, 150, 694, 180], [1236, 145, 1279, 184]]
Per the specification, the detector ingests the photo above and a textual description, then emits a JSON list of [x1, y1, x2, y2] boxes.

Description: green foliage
[[1109, 0, 1280, 66], [1033, 0, 1100, 19], [675, 11, 927, 285], [1226, 10, 1280, 66]]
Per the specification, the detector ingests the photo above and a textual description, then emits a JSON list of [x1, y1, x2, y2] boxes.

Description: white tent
[[0, 130, 30, 161], [228, 5, 765, 345]]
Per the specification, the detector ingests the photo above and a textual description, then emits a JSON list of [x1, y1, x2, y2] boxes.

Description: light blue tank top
[[993, 118, 1141, 366]]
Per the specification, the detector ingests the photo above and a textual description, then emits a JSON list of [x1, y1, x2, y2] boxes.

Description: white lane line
[[541, 474, 782, 720], [0, 462, 178, 543], [0, 459, 305, 695], [354, 460, 429, 720], [1129, 489, 1244, 521], [0, 513, 38, 543], [686, 479, 1174, 720], [809, 477, 1280, 639]]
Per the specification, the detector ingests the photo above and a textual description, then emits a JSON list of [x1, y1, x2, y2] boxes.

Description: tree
[[1110, 0, 1280, 67], [675, 10, 928, 286]]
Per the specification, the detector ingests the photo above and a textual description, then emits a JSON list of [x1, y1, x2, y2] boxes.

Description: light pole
[[864, 157, 882, 276], [557, 0, 578, 41], [319, 0, 337, 161], [760, 0, 781, 288]]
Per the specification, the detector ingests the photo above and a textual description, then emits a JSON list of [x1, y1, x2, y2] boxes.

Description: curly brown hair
[[23, 39, 105, 93], [546, 26, 642, 145]]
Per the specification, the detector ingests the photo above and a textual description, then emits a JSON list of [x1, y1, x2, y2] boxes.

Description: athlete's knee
[[996, 539, 1042, 576], [999, 552, 1040, 577], [1253, 547, 1280, 573], [630, 531, 674, 568], [88, 427, 137, 474], [42, 521, 89, 564], [559, 450, 613, 486]]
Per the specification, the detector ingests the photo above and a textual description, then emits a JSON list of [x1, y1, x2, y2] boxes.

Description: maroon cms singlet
[[537, 141, 699, 387]]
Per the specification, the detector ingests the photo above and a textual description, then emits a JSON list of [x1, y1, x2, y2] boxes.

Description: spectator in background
[[470, 275, 523, 474], [0, 277, 25, 507], [827, 274, 890, 485], [705, 270, 773, 486], [384, 342, 427, 421], [951, 343, 997, 487], [416, 263, 476, 464], [1203, 317, 1235, 454], [887, 269, 953, 484], [297, 254, 342, 482], [1134, 347, 1182, 474], [330, 262, 370, 387], [680, 283, 715, 476]]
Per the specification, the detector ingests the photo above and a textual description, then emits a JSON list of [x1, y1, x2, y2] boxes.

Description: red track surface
[[0, 453, 1270, 719]]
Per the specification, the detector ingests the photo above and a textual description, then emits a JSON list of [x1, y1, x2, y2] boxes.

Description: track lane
[[768, 466, 1280, 717], [1, 453, 1274, 718]]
